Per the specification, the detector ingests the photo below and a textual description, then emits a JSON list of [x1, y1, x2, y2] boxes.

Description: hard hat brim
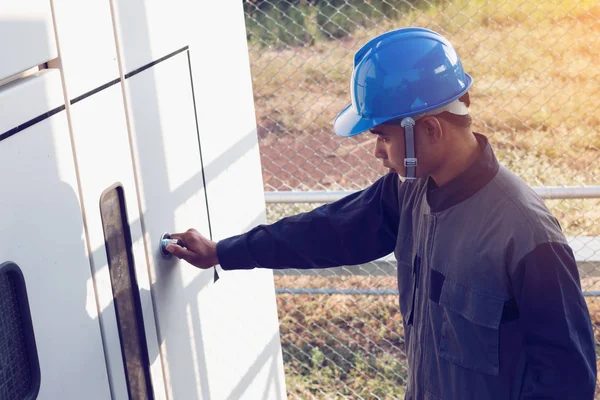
[[333, 104, 386, 137], [334, 73, 473, 137]]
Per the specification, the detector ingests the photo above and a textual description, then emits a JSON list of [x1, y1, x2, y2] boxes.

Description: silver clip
[[404, 158, 418, 167], [400, 117, 415, 128]]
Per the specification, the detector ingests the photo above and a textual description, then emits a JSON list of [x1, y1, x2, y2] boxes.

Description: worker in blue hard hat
[[334, 27, 474, 183], [167, 28, 596, 399]]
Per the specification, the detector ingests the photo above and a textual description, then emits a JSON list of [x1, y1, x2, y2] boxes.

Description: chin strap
[[401, 117, 417, 182]]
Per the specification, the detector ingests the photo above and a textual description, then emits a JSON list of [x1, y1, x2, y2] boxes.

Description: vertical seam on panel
[[47, 1, 116, 399]]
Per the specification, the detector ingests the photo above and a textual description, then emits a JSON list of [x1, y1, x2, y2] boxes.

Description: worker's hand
[[165, 229, 219, 269]]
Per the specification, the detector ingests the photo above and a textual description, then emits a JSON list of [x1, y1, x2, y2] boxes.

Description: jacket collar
[[426, 133, 499, 213]]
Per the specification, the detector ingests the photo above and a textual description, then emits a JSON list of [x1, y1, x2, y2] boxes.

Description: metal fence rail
[[275, 287, 600, 297], [265, 186, 600, 203], [244, 0, 600, 398]]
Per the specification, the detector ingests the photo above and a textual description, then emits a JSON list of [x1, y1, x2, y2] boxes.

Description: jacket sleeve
[[510, 242, 597, 399], [217, 173, 401, 270]]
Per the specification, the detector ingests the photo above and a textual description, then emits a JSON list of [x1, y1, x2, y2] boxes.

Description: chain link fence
[[243, 0, 600, 397]]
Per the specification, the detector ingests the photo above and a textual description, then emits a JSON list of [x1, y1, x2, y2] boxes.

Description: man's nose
[[373, 140, 386, 159]]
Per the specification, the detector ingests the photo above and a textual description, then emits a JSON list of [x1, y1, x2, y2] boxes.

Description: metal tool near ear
[[160, 232, 184, 258]]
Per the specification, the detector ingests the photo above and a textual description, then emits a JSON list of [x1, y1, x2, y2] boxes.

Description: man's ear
[[418, 116, 443, 143]]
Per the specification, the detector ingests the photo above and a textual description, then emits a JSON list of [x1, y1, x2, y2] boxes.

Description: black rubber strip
[[71, 46, 190, 104], [186, 49, 213, 242], [187, 49, 219, 282], [0, 105, 66, 143], [1, 47, 189, 143], [125, 46, 189, 80], [70, 78, 121, 105]]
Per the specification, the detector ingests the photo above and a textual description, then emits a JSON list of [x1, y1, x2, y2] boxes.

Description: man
[[166, 28, 596, 399]]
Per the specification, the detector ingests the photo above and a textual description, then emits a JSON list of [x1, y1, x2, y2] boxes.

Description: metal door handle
[[160, 232, 183, 258]]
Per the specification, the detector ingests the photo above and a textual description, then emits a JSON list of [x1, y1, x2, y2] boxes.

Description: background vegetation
[[244, 0, 600, 397], [273, 274, 600, 399]]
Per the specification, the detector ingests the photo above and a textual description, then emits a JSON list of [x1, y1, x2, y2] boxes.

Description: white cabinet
[[124, 51, 213, 399], [0, 1, 58, 81], [1, 1, 287, 398], [115, 0, 287, 396], [68, 84, 167, 399], [0, 71, 111, 399]]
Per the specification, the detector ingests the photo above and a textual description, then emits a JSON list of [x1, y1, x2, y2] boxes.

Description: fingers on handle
[[166, 244, 193, 261], [169, 232, 190, 249], [170, 232, 184, 241], [171, 230, 200, 245]]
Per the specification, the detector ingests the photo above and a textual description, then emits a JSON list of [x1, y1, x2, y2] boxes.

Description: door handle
[[159, 232, 220, 282], [160, 232, 183, 258]]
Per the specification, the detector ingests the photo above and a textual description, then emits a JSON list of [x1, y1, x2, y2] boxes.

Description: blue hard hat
[[334, 27, 473, 137]]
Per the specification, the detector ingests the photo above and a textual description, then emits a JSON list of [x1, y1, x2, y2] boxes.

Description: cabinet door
[[68, 84, 167, 400], [115, 1, 286, 398], [124, 51, 212, 399], [0, 1, 58, 81], [0, 71, 111, 399]]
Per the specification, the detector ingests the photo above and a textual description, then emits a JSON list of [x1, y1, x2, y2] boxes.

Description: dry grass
[[275, 275, 600, 398], [252, 0, 600, 234], [248, 1, 600, 397], [250, 1, 600, 190]]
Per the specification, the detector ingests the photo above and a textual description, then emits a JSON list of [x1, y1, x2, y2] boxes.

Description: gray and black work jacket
[[218, 134, 597, 399]]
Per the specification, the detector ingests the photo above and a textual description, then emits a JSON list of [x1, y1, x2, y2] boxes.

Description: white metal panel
[[187, 2, 287, 398], [124, 52, 212, 399], [0, 70, 63, 135], [68, 84, 167, 399], [0, 73, 111, 399], [0, 2, 58, 81], [49, 0, 120, 100], [113, 0, 286, 397], [110, 0, 188, 74]]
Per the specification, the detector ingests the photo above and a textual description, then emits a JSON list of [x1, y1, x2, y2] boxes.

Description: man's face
[[370, 117, 442, 179], [370, 123, 409, 176]]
